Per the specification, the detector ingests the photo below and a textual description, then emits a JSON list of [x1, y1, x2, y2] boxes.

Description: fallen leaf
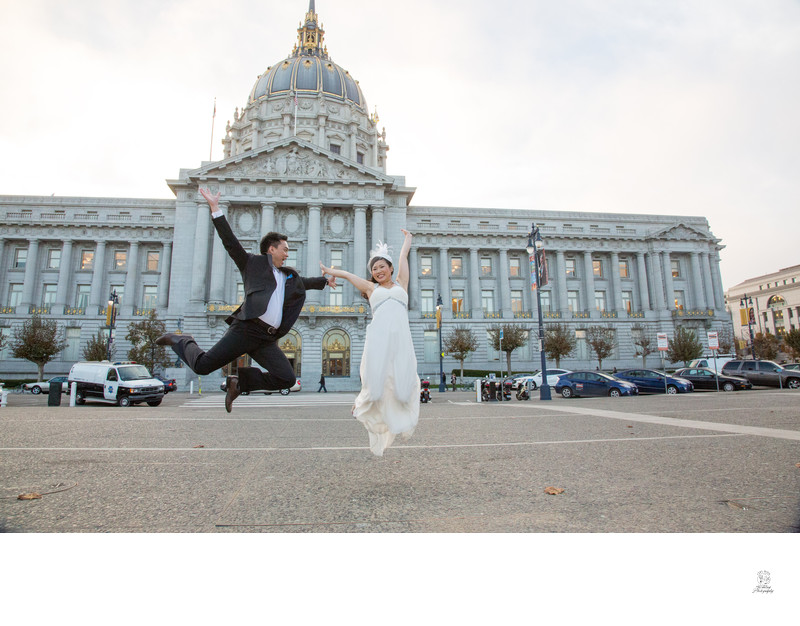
[[627, 425, 633, 428], [193, 445, 205, 448], [18, 493, 42, 500], [544, 487, 565, 495], [796, 463, 800, 469]]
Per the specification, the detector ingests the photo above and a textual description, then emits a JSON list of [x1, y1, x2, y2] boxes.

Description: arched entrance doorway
[[322, 328, 350, 377]]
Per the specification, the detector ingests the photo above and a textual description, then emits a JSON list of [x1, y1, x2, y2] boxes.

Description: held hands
[[198, 187, 220, 214], [320, 262, 338, 288]]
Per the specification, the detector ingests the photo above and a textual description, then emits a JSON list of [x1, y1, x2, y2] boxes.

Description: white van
[[687, 355, 735, 374], [68, 361, 165, 407]]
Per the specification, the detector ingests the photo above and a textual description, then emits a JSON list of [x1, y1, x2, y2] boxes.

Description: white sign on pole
[[707, 331, 719, 351], [657, 333, 669, 351]]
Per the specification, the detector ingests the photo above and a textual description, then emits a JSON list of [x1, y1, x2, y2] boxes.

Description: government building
[[0, 2, 733, 389]]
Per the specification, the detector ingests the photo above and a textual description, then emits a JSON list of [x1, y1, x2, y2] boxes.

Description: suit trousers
[[171, 319, 295, 392]]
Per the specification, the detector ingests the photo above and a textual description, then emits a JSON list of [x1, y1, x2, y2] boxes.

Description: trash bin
[[48, 383, 62, 406]]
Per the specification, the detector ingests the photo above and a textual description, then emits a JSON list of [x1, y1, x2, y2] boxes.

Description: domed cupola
[[222, 1, 388, 171]]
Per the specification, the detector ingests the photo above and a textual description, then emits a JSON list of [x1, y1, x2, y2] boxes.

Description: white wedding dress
[[353, 284, 420, 456]]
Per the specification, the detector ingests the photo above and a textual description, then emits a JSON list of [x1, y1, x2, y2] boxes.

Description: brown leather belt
[[250, 318, 278, 335]]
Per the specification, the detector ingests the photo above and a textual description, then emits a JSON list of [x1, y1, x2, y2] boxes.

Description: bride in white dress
[[320, 229, 420, 456]]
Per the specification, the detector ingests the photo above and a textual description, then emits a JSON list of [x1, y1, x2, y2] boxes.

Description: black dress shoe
[[155, 333, 192, 347], [225, 376, 241, 413]]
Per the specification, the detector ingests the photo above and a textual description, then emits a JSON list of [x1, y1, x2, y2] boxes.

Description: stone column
[[190, 207, 213, 304], [370, 205, 385, 247], [305, 203, 322, 304], [209, 201, 229, 303], [158, 241, 172, 308], [583, 251, 595, 315], [499, 249, 512, 317], [636, 252, 651, 311], [648, 251, 666, 311], [88, 241, 107, 308], [353, 205, 367, 278], [662, 252, 675, 311], [20, 239, 40, 308], [470, 248, 481, 318], [709, 251, 725, 310], [609, 251, 623, 313], [701, 252, 714, 310], [690, 252, 705, 310], [124, 241, 140, 310], [438, 247, 450, 320], [317, 114, 327, 147], [349, 122, 358, 161], [260, 201, 276, 241], [556, 250, 568, 313], [55, 239, 74, 308], [408, 246, 418, 312]]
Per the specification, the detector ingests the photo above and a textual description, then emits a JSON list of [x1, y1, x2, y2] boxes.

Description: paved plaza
[[1, 387, 799, 533]]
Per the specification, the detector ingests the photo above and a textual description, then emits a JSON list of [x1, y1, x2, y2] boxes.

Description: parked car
[[513, 368, 571, 390], [614, 369, 694, 394], [510, 373, 537, 389], [68, 361, 165, 407], [554, 371, 639, 398], [154, 374, 177, 393], [23, 376, 69, 394], [687, 355, 735, 374], [673, 367, 752, 392], [720, 360, 800, 389], [219, 378, 301, 396], [782, 363, 800, 371]]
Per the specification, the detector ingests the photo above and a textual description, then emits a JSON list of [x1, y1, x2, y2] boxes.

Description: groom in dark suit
[[157, 187, 336, 412]]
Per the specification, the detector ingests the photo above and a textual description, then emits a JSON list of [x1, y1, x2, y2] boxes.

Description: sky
[[1, 0, 799, 291]]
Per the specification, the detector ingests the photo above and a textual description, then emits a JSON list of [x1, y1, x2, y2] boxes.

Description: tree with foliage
[[666, 326, 703, 366], [443, 326, 479, 378], [82, 329, 115, 362], [544, 323, 575, 368], [753, 332, 779, 361], [782, 329, 800, 361], [631, 323, 656, 367], [0, 328, 8, 354], [487, 324, 530, 374], [586, 326, 615, 370], [11, 314, 68, 381], [126, 310, 171, 373]]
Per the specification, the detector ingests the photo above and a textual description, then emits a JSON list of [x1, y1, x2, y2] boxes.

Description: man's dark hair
[[260, 232, 288, 255]]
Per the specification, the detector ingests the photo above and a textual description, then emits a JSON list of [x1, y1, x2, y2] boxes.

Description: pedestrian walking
[[318, 373, 327, 392], [451, 372, 457, 392]]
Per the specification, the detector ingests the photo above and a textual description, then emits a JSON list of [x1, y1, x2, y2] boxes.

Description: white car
[[220, 378, 301, 396], [23, 376, 69, 394], [514, 369, 572, 390]]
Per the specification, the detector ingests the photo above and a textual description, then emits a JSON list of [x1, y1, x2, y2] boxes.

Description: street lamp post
[[106, 290, 119, 361], [527, 224, 552, 401], [740, 294, 756, 359], [436, 294, 446, 392]]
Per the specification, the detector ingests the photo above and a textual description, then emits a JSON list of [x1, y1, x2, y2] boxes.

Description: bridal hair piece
[[368, 240, 393, 268]]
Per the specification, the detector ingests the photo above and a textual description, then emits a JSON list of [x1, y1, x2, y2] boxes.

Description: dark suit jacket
[[212, 214, 326, 338]]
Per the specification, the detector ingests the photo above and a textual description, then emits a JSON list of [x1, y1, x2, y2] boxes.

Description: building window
[[574, 329, 590, 360], [594, 290, 607, 312], [329, 144, 341, 155], [511, 289, 523, 314], [7, 283, 23, 307], [421, 255, 433, 276], [330, 249, 343, 269], [142, 285, 158, 309], [0, 327, 11, 360], [567, 290, 580, 313], [13, 248, 27, 269], [593, 259, 603, 278], [75, 284, 91, 309], [47, 248, 61, 270], [322, 328, 350, 376], [481, 289, 495, 314], [671, 259, 681, 278], [114, 250, 127, 270], [110, 284, 125, 305], [424, 330, 438, 363], [450, 256, 463, 276], [63, 327, 81, 362], [356, 152, 364, 164], [80, 250, 94, 270], [329, 284, 343, 306], [509, 257, 521, 277], [42, 284, 57, 306], [540, 291, 551, 313], [421, 289, 434, 314], [619, 259, 629, 279], [674, 290, 685, 310], [565, 258, 577, 278], [286, 249, 298, 270], [146, 251, 160, 272], [480, 257, 492, 276], [622, 291, 633, 313], [451, 289, 465, 314]]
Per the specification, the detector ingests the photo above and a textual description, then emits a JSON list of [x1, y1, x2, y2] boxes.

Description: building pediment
[[647, 223, 717, 243], [185, 139, 394, 186]]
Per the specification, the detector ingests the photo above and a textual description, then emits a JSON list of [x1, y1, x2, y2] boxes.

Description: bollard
[[475, 380, 482, 402], [69, 382, 77, 407], [1, 390, 7, 408], [48, 383, 62, 406], [189, 381, 194, 395]]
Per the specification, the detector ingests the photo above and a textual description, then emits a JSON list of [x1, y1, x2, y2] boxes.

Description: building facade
[[0, 2, 732, 387]]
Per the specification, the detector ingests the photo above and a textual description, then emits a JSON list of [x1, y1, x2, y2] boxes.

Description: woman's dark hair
[[260, 232, 288, 255], [368, 256, 393, 284]]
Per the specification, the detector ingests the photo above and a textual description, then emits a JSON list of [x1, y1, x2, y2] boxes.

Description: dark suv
[[720, 360, 800, 389]]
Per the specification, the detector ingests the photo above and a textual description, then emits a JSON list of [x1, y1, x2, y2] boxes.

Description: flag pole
[[209, 98, 216, 161]]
